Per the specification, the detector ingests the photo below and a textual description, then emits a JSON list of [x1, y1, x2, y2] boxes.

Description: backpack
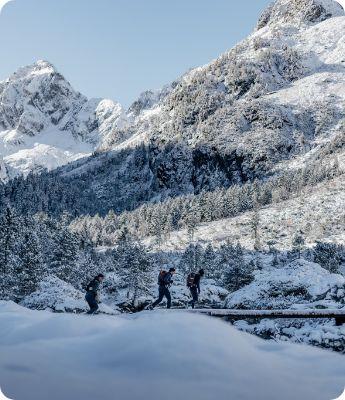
[[186, 273, 196, 288], [86, 279, 95, 292], [158, 270, 167, 286]]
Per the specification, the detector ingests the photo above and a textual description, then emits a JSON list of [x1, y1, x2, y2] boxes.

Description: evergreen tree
[[314, 242, 342, 273], [251, 208, 261, 251], [0, 208, 21, 299], [50, 225, 79, 282], [222, 243, 254, 292], [14, 220, 45, 300], [115, 230, 153, 307], [179, 243, 203, 275], [267, 240, 279, 268], [201, 243, 218, 280]]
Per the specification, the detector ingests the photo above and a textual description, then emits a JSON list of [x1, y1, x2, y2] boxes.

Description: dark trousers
[[152, 286, 171, 309], [189, 286, 199, 309], [85, 293, 99, 314]]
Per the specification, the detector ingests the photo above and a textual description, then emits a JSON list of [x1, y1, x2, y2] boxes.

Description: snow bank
[[226, 260, 345, 309], [0, 301, 345, 400], [235, 319, 345, 353]]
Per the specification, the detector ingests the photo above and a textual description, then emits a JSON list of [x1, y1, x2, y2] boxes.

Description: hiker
[[150, 268, 176, 309], [85, 273, 105, 314], [187, 269, 205, 309]]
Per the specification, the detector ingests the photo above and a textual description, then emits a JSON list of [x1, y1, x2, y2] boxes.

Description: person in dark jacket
[[189, 269, 205, 309], [151, 268, 176, 309], [85, 274, 105, 314]]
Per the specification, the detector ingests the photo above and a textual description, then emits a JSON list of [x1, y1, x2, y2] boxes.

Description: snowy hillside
[[143, 174, 345, 252], [1, 301, 345, 400]]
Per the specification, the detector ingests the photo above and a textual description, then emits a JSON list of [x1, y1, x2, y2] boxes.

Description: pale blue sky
[[0, 0, 271, 107]]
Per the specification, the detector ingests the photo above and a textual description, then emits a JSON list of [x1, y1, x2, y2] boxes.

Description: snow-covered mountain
[[46, 0, 345, 206], [0, 60, 111, 178], [0, 59, 177, 180], [1, 0, 344, 198], [104, 0, 345, 189], [1, 0, 344, 186]]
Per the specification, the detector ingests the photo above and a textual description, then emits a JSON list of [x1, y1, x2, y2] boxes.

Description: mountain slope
[[57, 0, 345, 207], [1, 0, 344, 216]]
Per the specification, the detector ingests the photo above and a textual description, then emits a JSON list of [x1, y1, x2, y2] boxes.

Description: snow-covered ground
[[0, 128, 93, 177], [0, 301, 345, 400], [144, 175, 345, 252]]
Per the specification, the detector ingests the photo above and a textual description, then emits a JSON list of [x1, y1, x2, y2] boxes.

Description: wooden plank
[[187, 309, 345, 320]]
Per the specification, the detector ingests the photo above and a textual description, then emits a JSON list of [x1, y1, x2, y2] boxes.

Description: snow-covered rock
[[235, 318, 345, 352], [0, 155, 7, 180], [0, 301, 345, 400], [225, 259, 345, 309], [256, 0, 344, 30]]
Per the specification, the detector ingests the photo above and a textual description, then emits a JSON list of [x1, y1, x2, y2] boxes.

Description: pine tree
[[50, 225, 79, 282], [314, 242, 342, 273], [0, 208, 21, 299], [115, 229, 153, 307], [201, 243, 218, 280], [14, 220, 45, 300], [179, 243, 203, 275], [267, 240, 279, 268], [71, 248, 100, 290], [222, 243, 254, 292], [251, 208, 261, 251]]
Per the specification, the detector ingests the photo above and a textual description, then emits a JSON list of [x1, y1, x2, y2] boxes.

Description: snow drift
[[226, 260, 345, 309], [0, 301, 345, 400]]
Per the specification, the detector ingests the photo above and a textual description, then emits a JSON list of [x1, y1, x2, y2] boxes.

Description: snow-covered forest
[[0, 0, 345, 369]]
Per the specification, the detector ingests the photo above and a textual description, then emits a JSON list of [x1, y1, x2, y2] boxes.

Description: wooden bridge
[[187, 309, 345, 326]]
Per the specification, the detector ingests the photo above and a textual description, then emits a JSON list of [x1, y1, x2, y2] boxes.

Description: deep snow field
[[0, 301, 345, 400]]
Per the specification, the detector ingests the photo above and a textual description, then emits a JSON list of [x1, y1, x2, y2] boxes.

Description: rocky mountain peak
[[0, 60, 86, 136], [256, 0, 344, 30], [10, 59, 56, 80]]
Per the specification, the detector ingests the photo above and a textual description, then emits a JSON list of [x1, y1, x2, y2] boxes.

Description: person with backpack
[[150, 268, 176, 309], [187, 269, 205, 309], [85, 274, 105, 314]]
